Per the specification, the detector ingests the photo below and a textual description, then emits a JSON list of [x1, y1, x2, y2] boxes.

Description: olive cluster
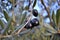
[[25, 9, 39, 29], [24, 18, 39, 29]]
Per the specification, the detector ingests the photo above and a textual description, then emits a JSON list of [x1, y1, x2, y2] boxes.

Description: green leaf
[[56, 9, 60, 27], [44, 23, 57, 33], [11, 24, 25, 34], [43, 32, 52, 36], [2, 18, 12, 35], [32, 0, 36, 8], [3, 10, 10, 21], [24, 6, 29, 10], [9, 21, 14, 32], [52, 33, 60, 40], [39, 14, 43, 26], [20, 29, 31, 35], [19, 12, 27, 25], [9, 0, 16, 6], [40, 26, 52, 36], [52, 11, 58, 30], [40, 34, 47, 40], [0, 20, 4, 29], [52, 11, 56, 25]]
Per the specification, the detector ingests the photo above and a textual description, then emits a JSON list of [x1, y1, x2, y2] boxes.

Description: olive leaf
[[52, 11, 58, 30], [40, 26, 52, 36], [56, 9, 60, 27], [0, 20, 4, 29], [9, 21, 14, 32], [39, 14, 43, 26], [3, 10, 10, 21], [9, 0, 16, 6], [32, 0, 36, 8], [43, 23, 57, 33], [52, 11, 56, 25], [12, 24, 25, 34], [40, 34, 48, 40], [2, 18, 12, 35], [43, 32, 52, 36], [12, 11, 16, 24], [52, 33, 60, 40], [38, 14, 46, 34], [19, 12, 27, 25], [19, 29, 31, 35], [24, 6, 29, 10]]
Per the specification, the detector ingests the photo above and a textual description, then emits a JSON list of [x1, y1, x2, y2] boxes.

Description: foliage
[[0, 0, 60, 40]]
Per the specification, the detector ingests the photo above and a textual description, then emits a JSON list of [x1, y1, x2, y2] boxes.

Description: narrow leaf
[[24, 6, 29, 10], [43, 32, 52, 36], [19, 12, 27, 25], [2, 18, 12, 34], [39, 14, 43, 26], [0, 20, 4, 29], [12, 11, 16, 24], [56, 9, 60, 26], [52, 11, 56, 25], [32, 0, 36, 8], [3, 10, 10, 21], [44, 23, 57, 33]]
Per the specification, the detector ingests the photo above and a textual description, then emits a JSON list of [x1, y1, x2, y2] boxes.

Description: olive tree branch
[[0, 14, 32, 38], [40, 0, 52, 25]]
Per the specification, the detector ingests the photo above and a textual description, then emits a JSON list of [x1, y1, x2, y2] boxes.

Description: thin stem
[[40, 0, 52, 25], [0, 13, 32, 38], [0, 9, 32, 39], [14, 10, 32, 35]]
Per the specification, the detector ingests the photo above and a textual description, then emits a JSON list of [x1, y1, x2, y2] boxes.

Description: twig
[[28, 0, 31, 8], [14, 10, 32, 35], [0, 0, 32, 38], [12, 1, 33, 35], [0, 35, 12, 38], [19, 29, 31, 35], [0, 15, 31, 38], [40, 0, 52, 25], [0, 9, 32, 39]]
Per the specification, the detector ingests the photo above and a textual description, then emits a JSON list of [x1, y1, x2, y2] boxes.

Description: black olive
[[32, 9, 38, 17], [30, 18, 39, 26], [24, 18, 39, 29], [24, 22, 34, 29]]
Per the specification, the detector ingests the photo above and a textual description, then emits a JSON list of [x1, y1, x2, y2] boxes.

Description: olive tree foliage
[[0, 0, 60, 40]]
